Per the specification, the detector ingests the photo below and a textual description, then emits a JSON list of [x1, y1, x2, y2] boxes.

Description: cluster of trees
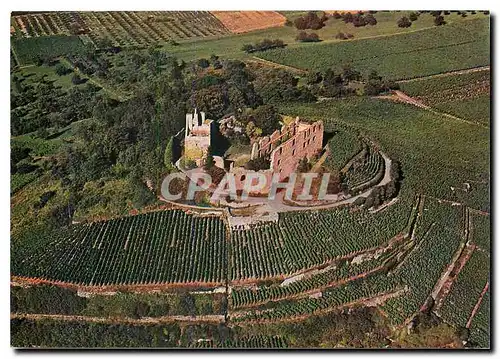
[[305, 66, 362, 98], [397, 11, 448, 28], [304, 67, 398, 98], [294, 11, 329, 30], [363, 70, 400, 96], [296, 31, 321, 42], [241, 39, 286, 53], [331, 11, 378, 27], [11, 73, 102, 136], [66, 51, 111, 78], [252, 66, 316, 104]]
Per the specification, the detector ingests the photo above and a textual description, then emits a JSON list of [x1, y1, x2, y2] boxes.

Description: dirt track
[[11, 313, 225, 325], [396, 66, 490, 84]]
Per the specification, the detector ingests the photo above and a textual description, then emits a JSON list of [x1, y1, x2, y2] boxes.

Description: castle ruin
[[184, 109, 213, 166]]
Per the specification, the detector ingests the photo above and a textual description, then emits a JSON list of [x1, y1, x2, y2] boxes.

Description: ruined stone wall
[[270, 120, 324, 180]]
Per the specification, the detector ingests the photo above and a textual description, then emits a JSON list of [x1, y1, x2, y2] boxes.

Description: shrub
[[296, 31, 321, 42], [55, 64, 71, 76], [434, 15, 446, 26], [397, 16, 412, 28], [241, 39, 286, 53], [197, 58, 210, 68], [409, 12, 419, 22]]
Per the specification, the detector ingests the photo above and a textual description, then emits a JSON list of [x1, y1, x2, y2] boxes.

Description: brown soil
[[211, 11, 286, 33], [466, 281, 489, 328], [11, 276, 224, 294]]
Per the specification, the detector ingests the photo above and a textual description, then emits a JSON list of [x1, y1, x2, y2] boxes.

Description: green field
[[254, 18, 489, 79], [164, 12, 486, 64], [400, 70, 490, 125]]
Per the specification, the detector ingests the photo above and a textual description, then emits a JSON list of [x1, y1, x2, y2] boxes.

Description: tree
[[245, 156, 270, 171], [71, 74, 84, 85], [197, 58, 210, 69], [243, 105, 281, 136], [397, 16, 412, 28], [296, 32, 320, 42], [204, 154, 215, 170], [297, 157, 311, 173], [55, 64, 71, 76], [434, 15, 446, 26], [365, 14, 377, 25], [164, 136, 174, 170], [409, 12, 419, 21]]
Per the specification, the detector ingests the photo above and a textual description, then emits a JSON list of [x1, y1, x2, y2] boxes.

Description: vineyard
[[400, 69, 490, 126], [11, 210, 228, 286], [229, 198, 412, 281], [438, 249, 489, 328], [230, 251, 391, 309], [471, 212, 490, 251], [229, 197, 467, 324], [344, 146, 385, 191], [11, 12, 230, 49], [231, 271, 403, 323], [256, 18, 490, 80], [468, 288, 490, 348], [324, 128, 363, 171]]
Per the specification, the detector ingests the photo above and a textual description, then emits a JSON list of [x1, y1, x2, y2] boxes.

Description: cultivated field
[[256, 18, 490, 80], [11, 11, 230, 49], [212, 11, 286, 33]]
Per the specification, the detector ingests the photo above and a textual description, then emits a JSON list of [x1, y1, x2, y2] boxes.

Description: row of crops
[[256, 18, 490, 80], [380, 198, 465, 324], [11, 210, 228, 285], [11, 12, 230, 48], [230, 196, 412, 281], [438, 249, 489, 329], [468, 289, 490, 348], [190, 336, 288, 348], [230, 247, 398, 309], [231, 270, 402, 323], [344, 146, 384, 191], [323, 128, 363, 172], [471, 212, 491, 251], [399, 70, 490, 126]]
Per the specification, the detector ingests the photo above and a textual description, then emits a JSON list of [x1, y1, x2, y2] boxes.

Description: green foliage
[[11, 319, 181, 348], [163, 136, 174, 170], [11, 285, 86, 315], [11, 36, 86, 66]]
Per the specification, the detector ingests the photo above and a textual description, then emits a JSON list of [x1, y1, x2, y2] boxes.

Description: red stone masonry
[[270, 120, 324, 180]]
